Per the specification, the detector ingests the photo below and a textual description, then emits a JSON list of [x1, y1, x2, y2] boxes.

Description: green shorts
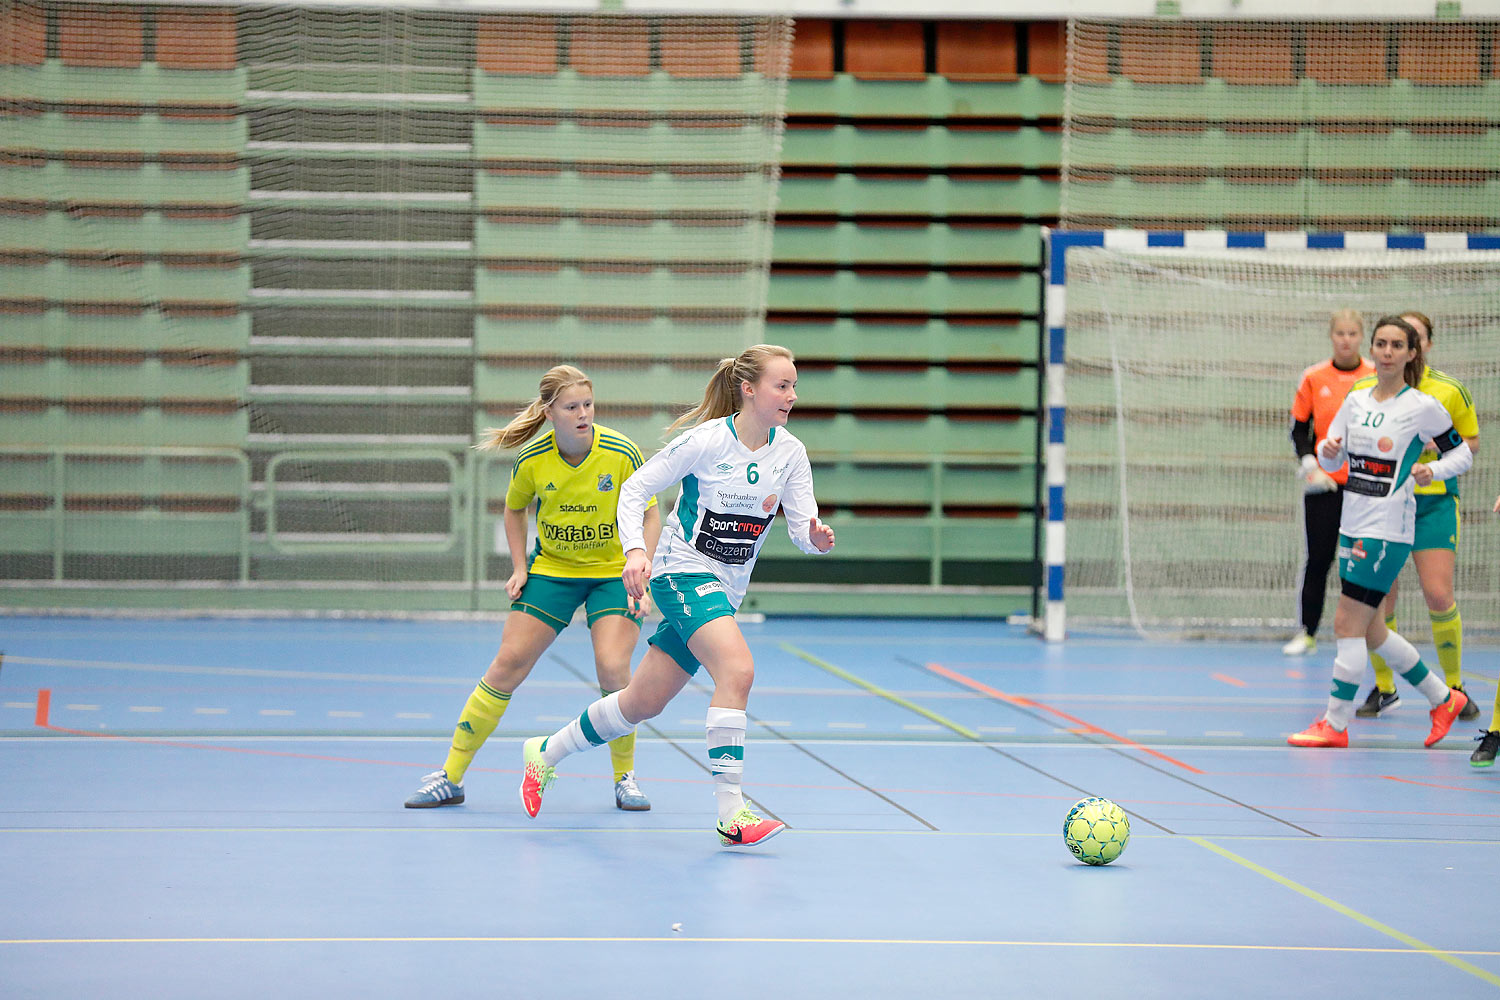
[[1412, 492, 1460, 552], [512, 573, 639, 633], [646, 572, 737, 677], [1337, 534, 1411, 596]]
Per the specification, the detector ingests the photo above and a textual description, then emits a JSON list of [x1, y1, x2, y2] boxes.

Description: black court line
[[899, 655, 1319, 838]]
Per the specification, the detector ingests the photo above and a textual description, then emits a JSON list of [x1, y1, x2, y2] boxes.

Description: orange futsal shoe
[[717, 807, 785, 848], [1425, 688, 1469, 748], [1287, 718, 1349, 748]]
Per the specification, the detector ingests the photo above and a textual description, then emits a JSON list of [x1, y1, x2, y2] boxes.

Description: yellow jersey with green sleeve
[[1317, 385, 1472, 544], [615, 415, 827, 608], [504, 423, 655, 579], [1352, 366, 1478, 496]]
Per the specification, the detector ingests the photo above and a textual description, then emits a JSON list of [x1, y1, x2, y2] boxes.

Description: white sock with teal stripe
[[542, 692, 632, 767], [706, 706, 746, 823], [1371, 632, 1449, 707], [1325, 637, 1366, 731]]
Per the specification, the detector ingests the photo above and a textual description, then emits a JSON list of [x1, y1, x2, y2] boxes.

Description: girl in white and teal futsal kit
[[1288, 316, 1473, 749], [519, 344, 836, 847]]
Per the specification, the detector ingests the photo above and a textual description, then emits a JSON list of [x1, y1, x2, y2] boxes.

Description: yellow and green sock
[[1428, 603, 1462, 688], [442, 679, 511, 783]]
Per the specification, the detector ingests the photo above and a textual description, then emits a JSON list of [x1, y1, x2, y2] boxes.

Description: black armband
[[1432, 426, 1465, 454]]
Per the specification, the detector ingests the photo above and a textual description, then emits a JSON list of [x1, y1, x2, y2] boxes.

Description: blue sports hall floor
[[2, 613, 1498, 999]]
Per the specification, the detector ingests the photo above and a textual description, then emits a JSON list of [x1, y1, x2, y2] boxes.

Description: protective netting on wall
[[0, 2, 791, 604], [1062, 21, 1500, 231]]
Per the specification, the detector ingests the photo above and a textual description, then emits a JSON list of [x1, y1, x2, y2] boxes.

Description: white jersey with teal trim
[[616, 416, 826, 607], [1318, 384, 1472, 544]]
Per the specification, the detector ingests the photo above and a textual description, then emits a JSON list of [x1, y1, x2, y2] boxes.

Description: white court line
[[1128, 729, 1168, 736], [64, 704, 99, 711], [1204, 731, 1244, 737], [259, 709, 295, 717], [902, 723, 942, 731], [829, 722, 866, 730], [755, 720, 791, 727], [194, 708, 228, 715], [4, 701, 35, 709], [395, 712, 432, 720], [979, 726, 1016, 734], [327, 711, 364, 719], [127, 706, 163, 713]]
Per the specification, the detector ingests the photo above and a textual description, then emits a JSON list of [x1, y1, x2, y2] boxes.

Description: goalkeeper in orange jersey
[[404, 365, 662, 811], [1284, 310, 1373, 657]]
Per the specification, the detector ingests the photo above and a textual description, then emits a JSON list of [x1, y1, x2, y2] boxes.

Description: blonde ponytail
[[666, 344, 794, 437], [476, 364, 592, 451]]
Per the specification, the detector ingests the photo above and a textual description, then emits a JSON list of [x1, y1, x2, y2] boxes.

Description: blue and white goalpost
[[1041, 229, 1500, 642]]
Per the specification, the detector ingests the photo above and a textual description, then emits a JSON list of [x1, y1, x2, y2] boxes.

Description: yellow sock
[[442, 680, 510, 783], [1370, 614, 1399, 694], [1429, 603, 1462, 688], [608, 730, 637, 782]]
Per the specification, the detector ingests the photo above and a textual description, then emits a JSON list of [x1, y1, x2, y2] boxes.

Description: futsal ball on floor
[[1063, 796, 1130, 866]]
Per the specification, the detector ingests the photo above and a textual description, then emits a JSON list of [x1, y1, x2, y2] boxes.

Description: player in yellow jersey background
[[405, 365, 662, 809], [1350, 312, 1481, 733]]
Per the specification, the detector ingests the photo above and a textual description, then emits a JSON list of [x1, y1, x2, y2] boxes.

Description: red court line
[[924, 663, 1205, 775], [1381, 774, 1500, 795], [1212, 673, 1247, 688], [34, 688, 50, 727]]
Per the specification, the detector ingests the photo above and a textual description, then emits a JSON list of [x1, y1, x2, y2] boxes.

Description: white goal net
[[1063, 243, 1500, 639]]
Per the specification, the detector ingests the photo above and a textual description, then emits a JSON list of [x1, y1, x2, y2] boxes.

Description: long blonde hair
[[666, 344, 794, 437], [476, 365, 592, 451]]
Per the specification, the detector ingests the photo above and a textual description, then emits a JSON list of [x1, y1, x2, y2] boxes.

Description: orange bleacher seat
[[569, 16, 650, 77], [60, 6, 143, 68], [476, 15, 558, 74], [0, 2, 46, 66], [1397, 25, 1480, 85], [1054, 21, 1108, 84], [661, 18, 742, 79], [1212, 25, 1295, 85], [790, 19, 835, 80], [936, 22, 1017, 81], [1305, 25, 1388, 85], [844, 21, 925, 81], [1120, 23, 1202, 85], [156, 9, 238, 70]]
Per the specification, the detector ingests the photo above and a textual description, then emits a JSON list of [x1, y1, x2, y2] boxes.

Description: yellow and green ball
[[1063, 796, 1130, 865]]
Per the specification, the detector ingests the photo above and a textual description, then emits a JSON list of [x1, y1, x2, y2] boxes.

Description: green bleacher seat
[[768, 269, 1038, 314], [475, 266, 762, 309], [476, 169, 776, 214], [473, 121, 772, 165], [1, 405, 247, 448], [769, 318, 1037, 363], [781, 123, 1059, 169], [4, 357, 247, 399], [0, 61, 245, 104], [792, 412, 1035, 459], [474, 314, 758, 358], [0, 261, 250, 303], [476, 218, 772, 262], [0, 162, 251, 205], [772, 221, 1041, 267], [7, 211, 249, 254], [777, 173, 1060, 219], [786, 74, 1062, 120], [795, 364, 1036, 410], [5, 307, 249, 353], [471, 69, 787, 115]]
